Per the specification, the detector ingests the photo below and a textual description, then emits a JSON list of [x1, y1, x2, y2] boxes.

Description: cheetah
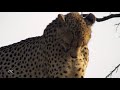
[[0, 12, 96, 78]]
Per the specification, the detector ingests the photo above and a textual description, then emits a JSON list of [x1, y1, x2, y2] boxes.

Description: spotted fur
[[0, 12, 95, 78]]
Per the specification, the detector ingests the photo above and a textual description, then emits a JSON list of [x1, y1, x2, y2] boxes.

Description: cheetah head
[[43, 12, 96, 58], [56, 12, 96, 58]]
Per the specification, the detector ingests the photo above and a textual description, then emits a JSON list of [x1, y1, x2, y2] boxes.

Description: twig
[[115, 23, 120, 32], [106, 64, 120, 78]]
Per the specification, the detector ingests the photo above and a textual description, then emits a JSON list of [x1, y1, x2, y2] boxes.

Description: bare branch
[[96, 14, 120, 22], [115, 23, 120, 31], [82, 14, 120, 22], [106, 64, 120, 78]]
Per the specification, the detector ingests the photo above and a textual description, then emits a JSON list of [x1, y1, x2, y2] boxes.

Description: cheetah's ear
[[58, 14, 65, 22], [56, 14, 67, 36], [84, 13, 96, 26]]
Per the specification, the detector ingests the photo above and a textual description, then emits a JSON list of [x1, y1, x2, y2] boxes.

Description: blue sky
[[0, 12, 120, 78]]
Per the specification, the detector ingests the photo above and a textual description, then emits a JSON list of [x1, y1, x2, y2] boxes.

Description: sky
[[0, 12, 120, 78]]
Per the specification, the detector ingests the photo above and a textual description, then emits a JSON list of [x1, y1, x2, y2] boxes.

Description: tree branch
[[96, 14, 120, 22], [106, 64, 120, 78], [82, 14, 120, 22]]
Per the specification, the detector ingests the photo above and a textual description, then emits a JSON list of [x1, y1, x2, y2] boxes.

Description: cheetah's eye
[[75, 31, 80, 36]]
